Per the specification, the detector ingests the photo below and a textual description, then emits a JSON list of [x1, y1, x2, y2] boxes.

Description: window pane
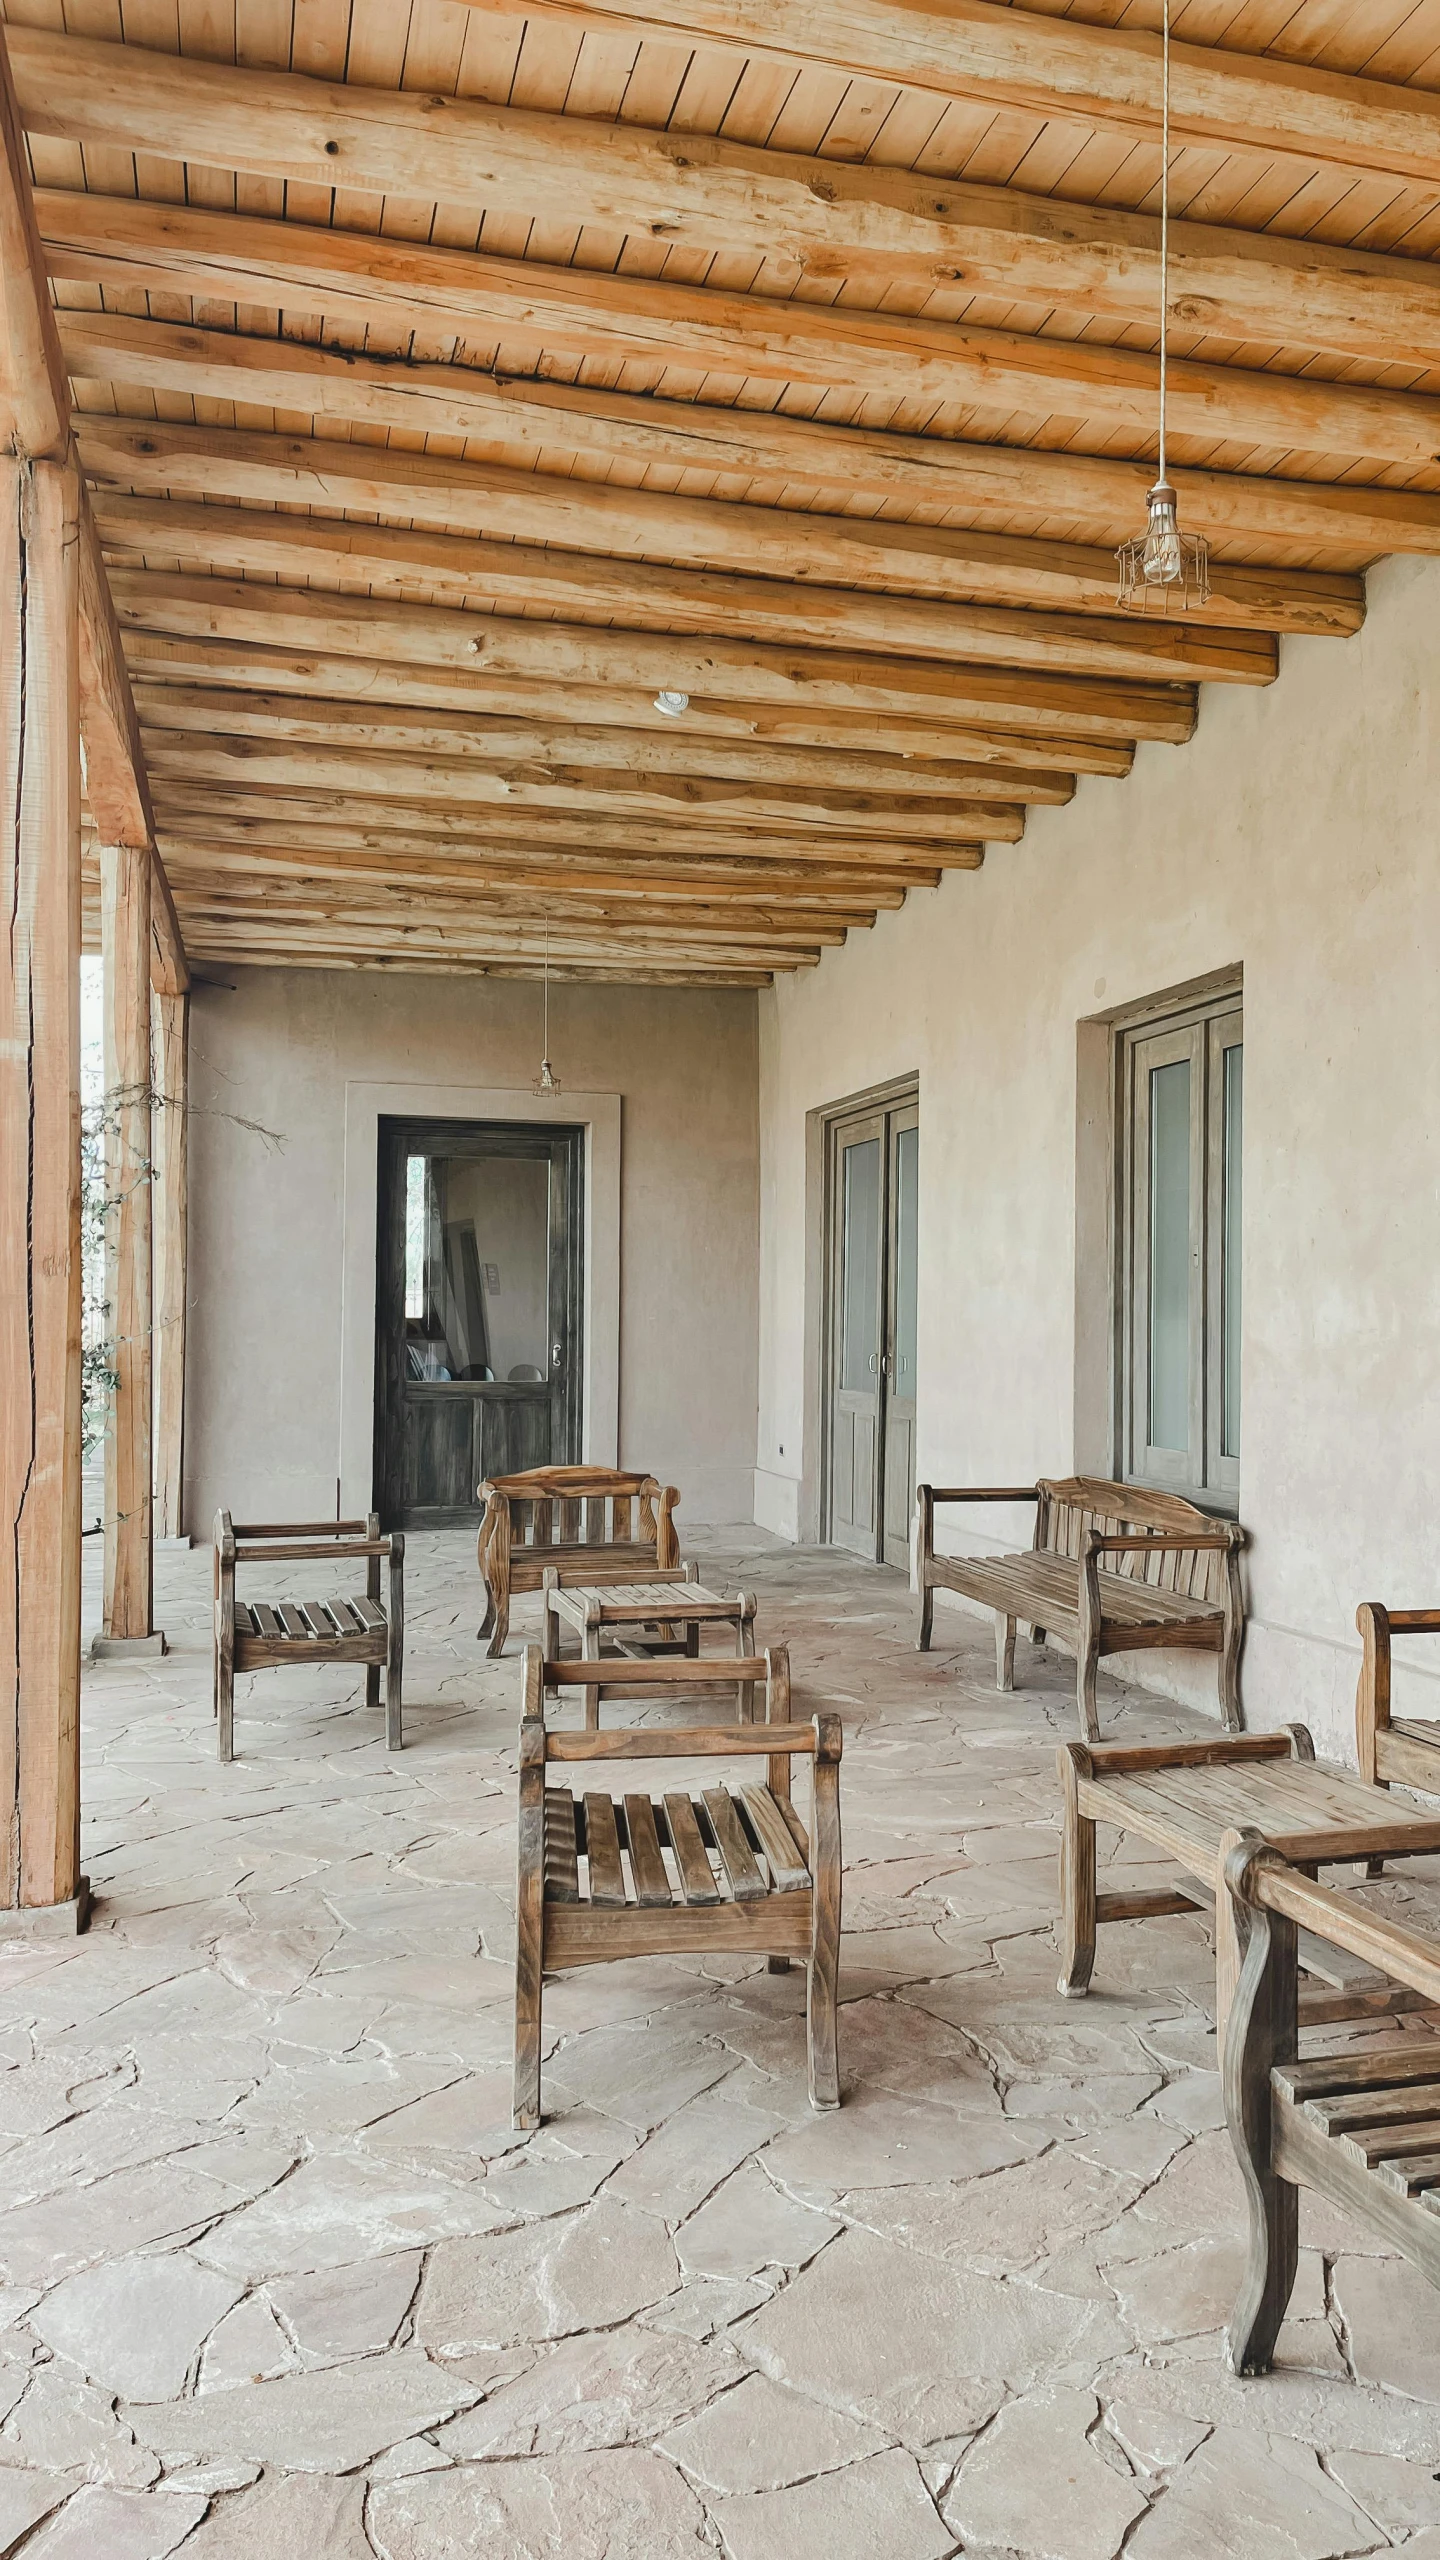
[[894, 1123, 918, 1397], [1222, 1043, 1243, 1459], [1148, 1058, 1192, 1453], [840, 1137, 882, 1393], [405, 1153, 552, 1384]]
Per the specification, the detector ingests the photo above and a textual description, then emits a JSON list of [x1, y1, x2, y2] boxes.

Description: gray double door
[[828, 1099, 918, 1568], [375, 1117, 584, 1529]]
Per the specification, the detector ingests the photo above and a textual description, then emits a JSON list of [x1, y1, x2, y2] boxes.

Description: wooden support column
[[152, 987, 188, 1544], [0, 453, 87, 1926], [99, 836, 157, 1644]]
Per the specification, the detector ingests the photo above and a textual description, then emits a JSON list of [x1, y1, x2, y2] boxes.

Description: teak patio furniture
[[513, 1644, 842, 2128], [477, 1465, 680, 1658], [1222, 1826, 1440, 2377], [1057, 1728, 1440, 2027], [541, 1568, 760, 1722], [1356, 1600, 1440, 1801], [917, 1474, 1247, 1740], [213, 1511, 404, 1762]]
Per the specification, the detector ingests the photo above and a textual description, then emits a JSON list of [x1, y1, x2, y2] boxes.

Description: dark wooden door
[[375, 1119, 583, 1529], [827, 1097, 918, 1564]]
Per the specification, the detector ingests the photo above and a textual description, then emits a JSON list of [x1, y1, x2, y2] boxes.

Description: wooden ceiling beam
[[78, 418, 1363, 642], [139, 733, 1031, 840], [511, 0, 1440, 191], [132, 681, 1077, 804], [41, 179, 1440, 385], [165, 879, 855, 947], [123, 635, 1135, 778], [173, 942, 781, 985], [62, 294, 1440, 488], [18, 27, 1440, 315], [149, 836, 913, 915], [149, 793, 979, 870], [168, 908, 823, 970], [113, 573, 1196, 744], [94, 496, 1275, 689]]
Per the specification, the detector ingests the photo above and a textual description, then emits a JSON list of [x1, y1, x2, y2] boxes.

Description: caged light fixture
[[533, 917, 561, 1095], [1116, 0, 1210, 613], [653, 688, 690, 718]]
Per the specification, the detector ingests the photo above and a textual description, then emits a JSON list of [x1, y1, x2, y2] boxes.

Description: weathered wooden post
[[152, 986, 189, 1546], [98, 836, 157, 1647]]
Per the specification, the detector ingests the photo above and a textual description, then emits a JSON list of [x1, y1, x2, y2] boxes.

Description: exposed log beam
[[74, 487, 188, 997], [172, 907, 825, 970], [512, 0, 1440, 191], [148, 829, 922, 907], [113, 576, 1193, 745], [140, 733, 1031, 840], [60, 295, 1440, 487], [0, 28, 66, 458], [18, 29, 1440, 331], [94, 496, 1275, 688], [133, 683, 1077, 804], [39, 180, 1440, 385], [148, 795, 981, 870], [78, 418, 1363, 641], [177, 944, 781, 985], [167, 879, 855, 946], [124, 634, 1136, 777]]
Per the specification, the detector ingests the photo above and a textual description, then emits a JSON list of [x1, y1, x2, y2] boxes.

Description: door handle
[[881, 1354, 892, 1376], [552, 1340, 563, 1364], [868, 1353, 879, 1373]]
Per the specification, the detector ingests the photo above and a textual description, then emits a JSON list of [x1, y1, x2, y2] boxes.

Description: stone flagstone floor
[[2, 1528, 1440, 2556]]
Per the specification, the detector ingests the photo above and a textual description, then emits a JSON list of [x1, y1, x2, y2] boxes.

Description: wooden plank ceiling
[[10, 0, 1440, 984]]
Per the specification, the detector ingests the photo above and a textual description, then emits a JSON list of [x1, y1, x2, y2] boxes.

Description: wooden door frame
[[373, 1116, 585, 1530], [814, 1074, 920, 1558], [337, 1081, 621, 1516]]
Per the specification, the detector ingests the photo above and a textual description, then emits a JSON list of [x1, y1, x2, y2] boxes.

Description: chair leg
[[385, 1645, 403, 1754], [217, 1648, 234, 1765], [995, 1614, 1017, 1692], [365, 1662, 381, 1714], [807, 1729, 842, 2111], [917, 1577, 934, 1651], [1057, 1746, 1096, 1998], [513, 1767, 545, 2134], [486, 1596, 510, 1662]]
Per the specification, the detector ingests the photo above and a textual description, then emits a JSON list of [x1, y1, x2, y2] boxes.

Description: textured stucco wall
[[184, 971, 759, 1531], [756, 552, 1440, 1758]]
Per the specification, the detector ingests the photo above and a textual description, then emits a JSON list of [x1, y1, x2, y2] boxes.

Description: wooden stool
[[513, 1644, 842, 2128], [214, 1512, 404, 1762], [541, 1567, 759, 1721]]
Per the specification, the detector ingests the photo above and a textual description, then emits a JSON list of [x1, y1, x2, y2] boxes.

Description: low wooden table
[[1058, 1729, 1440, 2029], [542, 1573, 759, 1723]]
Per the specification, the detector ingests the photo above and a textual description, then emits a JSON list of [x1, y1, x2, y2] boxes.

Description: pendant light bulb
[[653, 688, 689, 719], [533, 917, 561, 1097], [1140, 482, 1184, 586]]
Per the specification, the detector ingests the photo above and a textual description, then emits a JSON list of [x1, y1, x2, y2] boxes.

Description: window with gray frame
[[1118, 989, 1242, 1506]]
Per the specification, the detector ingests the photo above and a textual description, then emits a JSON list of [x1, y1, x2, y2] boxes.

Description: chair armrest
[[234, 1537, 394, 1563], [546, 1723, 822, 1763], [923, 1485, 1040, 1504], [231, 1518, 373, 1539]]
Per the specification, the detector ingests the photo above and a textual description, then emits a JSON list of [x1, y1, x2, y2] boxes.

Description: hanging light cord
[[1157, 0, 1170, 487], [542, 916, 550, 1062]]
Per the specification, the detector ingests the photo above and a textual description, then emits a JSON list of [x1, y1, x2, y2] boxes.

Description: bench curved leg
[[995, 1614, 1017, 1692], [486, 1600, 510, 1661], [1077, 1639, 1101, 1745], [917, 1579, 934, 1651], [1224, 1896, 1298, 2376]]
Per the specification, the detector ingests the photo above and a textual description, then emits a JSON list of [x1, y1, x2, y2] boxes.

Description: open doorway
[[825, 1091, 918, 1566], [374, 1118, 584, 1528]]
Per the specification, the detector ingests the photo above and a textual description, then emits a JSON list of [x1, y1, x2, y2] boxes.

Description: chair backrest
[[522, 1643, 838, 1777], [482, 1467, 678, 1561], [1037, 1476, 1232, 1603], [537, 1641, 791, 1724]]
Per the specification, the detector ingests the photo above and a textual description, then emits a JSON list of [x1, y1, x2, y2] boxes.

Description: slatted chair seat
[[917, 1474, 1247, 1740], [215, 1512, 404, 1761], [513, 1645, 842, 2128], [1221, 1827, 1440, 2377], [477, 1466, 680, 1659]]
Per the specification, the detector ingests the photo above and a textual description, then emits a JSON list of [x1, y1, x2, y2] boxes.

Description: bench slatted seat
[[1221, 1828, 1440, 2376], [215, 1510, 404, 1761], [918, 1474, 1247, 1739], [514, 1645, 842, 2128], [477, 1466, 680, 1658]]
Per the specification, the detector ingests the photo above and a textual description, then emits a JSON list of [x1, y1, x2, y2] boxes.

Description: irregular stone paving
[[2, 1531, 1440, 2554]]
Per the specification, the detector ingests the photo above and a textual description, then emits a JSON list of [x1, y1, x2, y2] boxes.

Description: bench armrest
[[1224, 1827, 1440, 2012], [921, 1485, 1039, 1504], [1083, 1527, 1242, 1557]]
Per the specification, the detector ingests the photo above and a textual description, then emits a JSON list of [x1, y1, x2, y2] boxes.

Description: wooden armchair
[[1221, 1824, 1440, 2376], [213, 1511, 404, 1762], [513, 1644, 841, 2129], [477, 1466, 680, 1658], [1356, 1601, 1440, 1795]]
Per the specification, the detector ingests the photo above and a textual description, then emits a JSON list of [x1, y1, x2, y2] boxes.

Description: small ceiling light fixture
[[533, 917, 560, 1096], [653, 688, 690, 719], [1116, 0, 1209, 614]]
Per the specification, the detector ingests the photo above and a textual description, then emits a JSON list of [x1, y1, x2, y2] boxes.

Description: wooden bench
[[513, 1644, 841, 2129], [214, 1512, 404, 1762], [477, 1465, 680, 1658], [918, 1474, 1247, 1739], [1222, 1825, 1440, 2376]]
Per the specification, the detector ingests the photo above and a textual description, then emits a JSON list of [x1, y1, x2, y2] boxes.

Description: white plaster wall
[[757, 552, 1440, 1759], [185, 971, 759, 1531]]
